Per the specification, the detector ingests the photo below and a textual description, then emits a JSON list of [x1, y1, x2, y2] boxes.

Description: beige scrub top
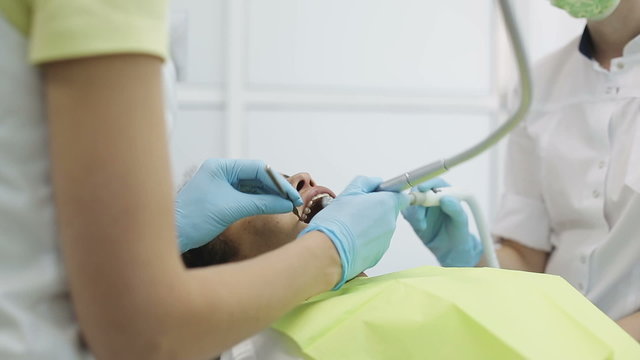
[[493, 29, 640, 321], [0, 1, 167, 358]]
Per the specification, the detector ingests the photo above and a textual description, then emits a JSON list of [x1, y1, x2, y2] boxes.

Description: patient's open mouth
[[298, 187, 335, 224], [303, 193, 333, 223]]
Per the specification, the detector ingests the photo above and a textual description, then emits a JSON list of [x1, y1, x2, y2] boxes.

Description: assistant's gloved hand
[[402, 178, 482, 267], [176, 159, 303, 253], [298, 176, 410, 289]]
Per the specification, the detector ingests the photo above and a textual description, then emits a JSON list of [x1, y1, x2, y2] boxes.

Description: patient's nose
[[288, 172, 316, 192]]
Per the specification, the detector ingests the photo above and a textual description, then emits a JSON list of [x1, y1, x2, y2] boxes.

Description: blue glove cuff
[[299, 225, 351, 290], [465, 234, 483, 267], [441, 234, 483, 267]]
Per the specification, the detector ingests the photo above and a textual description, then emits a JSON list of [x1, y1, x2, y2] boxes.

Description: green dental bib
[[273, 266, 640, 360]]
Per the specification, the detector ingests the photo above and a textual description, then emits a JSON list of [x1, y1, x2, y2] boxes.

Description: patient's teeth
[[311, 193, 331, 201], [304, 207, 311, 214]]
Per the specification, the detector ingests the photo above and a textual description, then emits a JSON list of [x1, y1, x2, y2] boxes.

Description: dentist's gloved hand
[[402, 178, 482, 267], [176, 159, 303, 253], [298, 176, 410, 289]]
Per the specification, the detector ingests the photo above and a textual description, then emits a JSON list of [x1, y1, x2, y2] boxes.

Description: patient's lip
[[301, 186, 335, 207]]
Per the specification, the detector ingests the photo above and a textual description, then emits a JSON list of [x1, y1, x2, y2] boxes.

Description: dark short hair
[[181, 235, 238, 268]]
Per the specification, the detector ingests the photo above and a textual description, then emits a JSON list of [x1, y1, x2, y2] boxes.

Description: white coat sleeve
[[492, 120, 552, 252]]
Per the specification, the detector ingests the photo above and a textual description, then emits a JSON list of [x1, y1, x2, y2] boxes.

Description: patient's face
[[222, 172, 336, 260]]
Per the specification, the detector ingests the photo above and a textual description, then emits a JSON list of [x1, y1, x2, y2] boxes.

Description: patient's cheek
[[229, 214, 306, 253]]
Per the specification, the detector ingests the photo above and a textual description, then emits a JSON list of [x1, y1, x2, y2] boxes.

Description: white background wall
[[170, 0, 584, 275]]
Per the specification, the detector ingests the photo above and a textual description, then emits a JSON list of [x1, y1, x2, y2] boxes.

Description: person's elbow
[[496, 238, 549, 273], [77, 290, 223, 360], [81, 314, 185, 360]]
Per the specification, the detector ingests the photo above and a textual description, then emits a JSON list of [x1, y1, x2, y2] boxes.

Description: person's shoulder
[[533, 36, 583, 78], [529, 36, 587, 110]]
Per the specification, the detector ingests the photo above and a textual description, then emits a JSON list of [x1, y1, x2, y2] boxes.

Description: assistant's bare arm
[[478, 238, 548, 272], [46, 54, 340, 360], [617, 311, 640, 342]]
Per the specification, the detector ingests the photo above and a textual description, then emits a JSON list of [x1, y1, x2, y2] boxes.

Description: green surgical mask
[[551, 0, 620, 20]]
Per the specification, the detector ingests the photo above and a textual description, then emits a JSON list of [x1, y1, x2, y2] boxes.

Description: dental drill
[[377, 0, 532, 193], [409, 188, 500, 268]]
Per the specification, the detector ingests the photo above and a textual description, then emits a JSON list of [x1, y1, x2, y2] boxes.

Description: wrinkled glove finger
[[401, 201, 428, 228], [259, 168, 303, 206], [233, 192, 296, 218], [396, 192, 411, 211], [341, 176, 383, 196], [439, 196, 468, 226], [422, 201, 450, 244], [233, 159, 303, 206], [226, 159, 265, 181], [415, 178, 450, 192]]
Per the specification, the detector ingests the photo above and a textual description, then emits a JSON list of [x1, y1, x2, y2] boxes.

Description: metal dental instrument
[[265, 165, 303, 220], [378, 0, 532, 196]]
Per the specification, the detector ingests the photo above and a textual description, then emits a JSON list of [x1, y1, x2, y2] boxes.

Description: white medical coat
[[493, 29, 640, 321]]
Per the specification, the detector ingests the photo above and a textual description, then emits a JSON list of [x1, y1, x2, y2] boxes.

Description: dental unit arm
[[370, 0, 528, 269], [410, 188, 500, 268], [377, 0, 532, 193], [313, 0, 525, 269]]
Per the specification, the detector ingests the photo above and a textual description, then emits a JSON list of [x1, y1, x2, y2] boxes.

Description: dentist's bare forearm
[[46, 55, 340, 360], [617, 311, 640, 342]]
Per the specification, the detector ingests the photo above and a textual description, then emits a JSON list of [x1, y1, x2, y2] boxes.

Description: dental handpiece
[[410, 187, 500, 268]]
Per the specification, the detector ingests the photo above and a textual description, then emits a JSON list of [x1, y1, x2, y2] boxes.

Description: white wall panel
[[247, 110, 493, 275], [171, 0, 225, 84], [170, 110, 225, 189], [247, 0, 493, 95]]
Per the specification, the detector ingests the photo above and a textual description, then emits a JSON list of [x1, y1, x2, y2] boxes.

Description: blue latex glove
[[402, 178, 482, 267], [298, 176, 410, 289], [176, 159, 303, 253]]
